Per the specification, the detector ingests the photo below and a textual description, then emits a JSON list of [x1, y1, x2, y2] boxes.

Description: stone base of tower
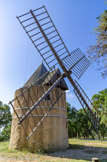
[[9, 117, 69, 152], [9, 85, 69, 152]]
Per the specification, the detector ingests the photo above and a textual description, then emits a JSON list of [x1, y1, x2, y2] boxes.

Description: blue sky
[[0, 0, 107, 109]]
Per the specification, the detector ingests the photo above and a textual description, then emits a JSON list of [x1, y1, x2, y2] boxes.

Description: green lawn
[[0, 139, 107, 162]]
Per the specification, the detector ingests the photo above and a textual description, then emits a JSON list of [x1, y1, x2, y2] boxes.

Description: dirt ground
[[48, 145, 107, 161], [0, 139, 107, 162]]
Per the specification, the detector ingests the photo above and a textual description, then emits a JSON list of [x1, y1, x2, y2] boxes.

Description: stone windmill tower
[[9, 63, 69, 151], [9, 6, 99, 152]]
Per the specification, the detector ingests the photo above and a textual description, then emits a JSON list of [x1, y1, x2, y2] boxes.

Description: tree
[[92, 88, 107, 126], [87, 10, 107, 78], [0, 101, 12, 141], [91, 89, 107, 139], [66, 91, 107, 140], [66, 102, 78, 138], [66, 103, 92, 139], [77, 109, 91, 139]]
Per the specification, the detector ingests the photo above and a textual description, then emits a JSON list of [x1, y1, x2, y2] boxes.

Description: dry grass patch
[[0, 139, 107, 162]]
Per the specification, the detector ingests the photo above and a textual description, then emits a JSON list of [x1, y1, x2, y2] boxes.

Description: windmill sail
[[10, 6, 100, 140], [73, 80, 99, 133], [17, 6, 70, 70], [17, 6, 90, 79]]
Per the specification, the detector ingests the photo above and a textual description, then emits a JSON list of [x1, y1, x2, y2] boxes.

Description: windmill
[[9, 6, 99, 151]]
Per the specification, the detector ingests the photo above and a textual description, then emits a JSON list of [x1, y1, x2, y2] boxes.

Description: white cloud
[[66, 92, 74, 100]]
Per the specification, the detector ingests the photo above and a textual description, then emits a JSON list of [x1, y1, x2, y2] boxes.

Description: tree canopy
[[92, 88, 107, 126], [0, 101, 12, 141], [67, 103, 92, 139], [67, 88, 107, 140], [87, 10, 107, 78]]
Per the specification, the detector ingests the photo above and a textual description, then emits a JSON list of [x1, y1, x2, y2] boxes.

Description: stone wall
[[9, 85, 69, 151]]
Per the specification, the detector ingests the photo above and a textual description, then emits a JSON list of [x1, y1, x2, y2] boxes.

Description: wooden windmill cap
[[23, 63, 68, 91], [23, 63, 48, 87]]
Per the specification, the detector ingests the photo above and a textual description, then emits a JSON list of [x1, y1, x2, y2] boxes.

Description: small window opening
[[44, 94, 51, 101]]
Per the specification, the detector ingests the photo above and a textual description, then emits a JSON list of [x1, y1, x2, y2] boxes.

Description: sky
[[0, 0, 107, 110]]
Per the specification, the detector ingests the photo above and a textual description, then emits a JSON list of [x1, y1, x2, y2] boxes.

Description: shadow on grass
[[47, 144, 107, 161]]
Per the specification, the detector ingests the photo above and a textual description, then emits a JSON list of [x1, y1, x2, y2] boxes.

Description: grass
[[0, 139, 107, 162], [69, 138, 107, 147]]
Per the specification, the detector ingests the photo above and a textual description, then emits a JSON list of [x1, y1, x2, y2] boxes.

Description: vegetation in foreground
[[0, 139, 107, 162]]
